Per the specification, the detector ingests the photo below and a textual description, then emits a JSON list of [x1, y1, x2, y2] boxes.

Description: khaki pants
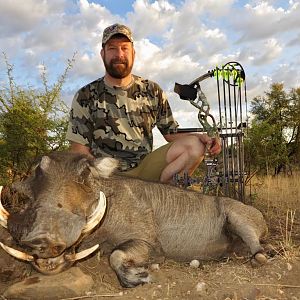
[[121, 143, 173, 182]]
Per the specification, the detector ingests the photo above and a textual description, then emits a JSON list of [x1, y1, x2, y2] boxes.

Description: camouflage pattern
[[102, 23, 133, 45], [66, 75, 178, 171]]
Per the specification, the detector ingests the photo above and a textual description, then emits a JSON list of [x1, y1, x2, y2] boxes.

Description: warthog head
[[0, 152, 118, 274]]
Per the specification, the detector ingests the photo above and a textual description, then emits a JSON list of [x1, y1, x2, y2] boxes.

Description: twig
[[221, 282, 300, 289], [58, 292, 123, 300], [254, 283, 300, 289]]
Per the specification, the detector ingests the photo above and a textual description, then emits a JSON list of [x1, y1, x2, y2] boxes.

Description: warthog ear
[[12, 181, 33, 199], [93, 157, 119, 178]]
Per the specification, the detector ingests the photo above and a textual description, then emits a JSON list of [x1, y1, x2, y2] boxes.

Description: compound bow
[[171, 61, 247, 201]]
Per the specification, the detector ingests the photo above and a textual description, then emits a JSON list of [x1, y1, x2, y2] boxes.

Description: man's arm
[[69, 142, 95, 159]]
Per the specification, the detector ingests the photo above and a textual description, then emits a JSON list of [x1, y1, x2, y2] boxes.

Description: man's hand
[[164, 132, 221, 156], [197, 134, 221, 156]]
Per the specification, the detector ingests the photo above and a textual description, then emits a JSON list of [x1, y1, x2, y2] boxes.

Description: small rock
[[190, 259, 200, 268], [277, 288, 284, 295], [195, 281, 207, 294], [287, 262, 292, 271], [243, 286, 261, 299], [150, 263, 160, 271], [3, 267, 94, 300]]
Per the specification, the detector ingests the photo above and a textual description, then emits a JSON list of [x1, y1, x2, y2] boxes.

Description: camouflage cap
[[102, 23, 134, 45]]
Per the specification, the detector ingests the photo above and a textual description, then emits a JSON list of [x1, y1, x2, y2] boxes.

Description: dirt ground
[[0, 211, 299, 300], [80, 250, 300, 300], [0, 181, 299, 300]]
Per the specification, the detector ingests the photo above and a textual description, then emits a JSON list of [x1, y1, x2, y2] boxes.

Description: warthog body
[[0, 152, 268, 287]]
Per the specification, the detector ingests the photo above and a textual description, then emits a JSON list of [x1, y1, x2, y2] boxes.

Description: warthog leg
[[109, 239, 159, 288], [223, 198, 268, 265]]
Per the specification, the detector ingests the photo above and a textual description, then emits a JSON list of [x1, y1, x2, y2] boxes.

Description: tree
[[246, 83, 300, 175], [0, 53, 75, 185], [286, 87, 300, 165]]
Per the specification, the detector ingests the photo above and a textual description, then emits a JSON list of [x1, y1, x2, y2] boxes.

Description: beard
[[103, 56, 133, 79]]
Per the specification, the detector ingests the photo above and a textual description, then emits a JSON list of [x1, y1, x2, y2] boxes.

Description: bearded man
[[66, 24, 221, 183]]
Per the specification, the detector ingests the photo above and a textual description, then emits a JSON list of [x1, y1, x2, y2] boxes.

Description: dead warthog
[[0, 151, 268, 287]]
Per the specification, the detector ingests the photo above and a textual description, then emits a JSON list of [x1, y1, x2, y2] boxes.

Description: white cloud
[[78, 0, 116, 31], [253, 38, 283, 65], [134, 38, 205, 95], [287, 33, 300, 47], [234, 1, 300, 42], [127, 0, 176, 39], [271, 63, 300, 88], [0, 0, 300, 147], [0, 0, 54, 37], [244, 2, 284, 16], [71, 51, 103, 80], [247, 75, 273, 101], [180, 0, 235, 16]]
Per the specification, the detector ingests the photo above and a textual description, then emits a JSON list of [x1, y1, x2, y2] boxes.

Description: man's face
[[101, 36, 135, 79]]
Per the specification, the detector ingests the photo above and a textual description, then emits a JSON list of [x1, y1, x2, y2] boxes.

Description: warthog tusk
[[0, 241, 34, 262], [65, 244, 99, 262], [0, 186, 9, 229], [82, 191, 106, 234]]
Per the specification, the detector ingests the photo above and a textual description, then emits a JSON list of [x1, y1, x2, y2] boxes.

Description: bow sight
[[171, 61, 248, 202]]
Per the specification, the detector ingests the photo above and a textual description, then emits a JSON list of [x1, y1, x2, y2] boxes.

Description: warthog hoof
[[251, 252, 268, 267], [117, 265, 152, 288]]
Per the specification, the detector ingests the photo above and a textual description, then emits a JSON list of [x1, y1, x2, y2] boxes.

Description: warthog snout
[[22, 234, 67, 258]]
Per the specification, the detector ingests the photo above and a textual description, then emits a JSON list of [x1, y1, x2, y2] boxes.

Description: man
[[66, 23, 221, 183]]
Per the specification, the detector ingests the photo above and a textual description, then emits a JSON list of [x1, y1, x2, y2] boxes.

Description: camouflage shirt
[[66, 75, 178, 170]]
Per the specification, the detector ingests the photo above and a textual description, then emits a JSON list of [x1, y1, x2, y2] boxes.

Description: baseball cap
[[102, 23, 134, 45]]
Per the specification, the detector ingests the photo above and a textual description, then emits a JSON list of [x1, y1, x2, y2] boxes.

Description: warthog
[[0, 152, 268, 287]]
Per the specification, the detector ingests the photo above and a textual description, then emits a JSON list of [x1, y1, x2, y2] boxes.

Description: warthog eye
[[52, 246, 63, 256], [81, 167, 90, 177]]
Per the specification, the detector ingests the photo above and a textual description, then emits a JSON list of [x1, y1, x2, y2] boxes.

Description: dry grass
[[246, 173, 300, 260], [247, 173, 300, 214]]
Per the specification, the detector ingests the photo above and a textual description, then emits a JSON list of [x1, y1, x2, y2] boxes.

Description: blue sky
[[95, 0, 136, 14], [0, 0, 300, 146]]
